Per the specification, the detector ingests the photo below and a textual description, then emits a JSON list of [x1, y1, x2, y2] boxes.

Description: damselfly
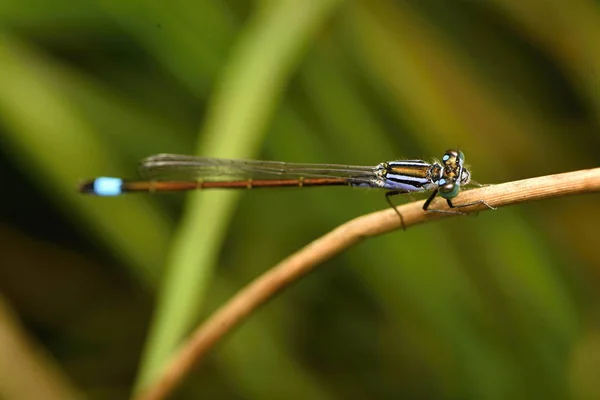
[[79, 149, 494, 226]]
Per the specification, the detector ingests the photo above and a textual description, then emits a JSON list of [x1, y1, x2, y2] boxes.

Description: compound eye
[[439, 179, 460, 199], [442, 150, 457, 162], [442, 149, 465, 165]]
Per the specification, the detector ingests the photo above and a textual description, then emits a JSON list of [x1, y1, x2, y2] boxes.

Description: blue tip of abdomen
[[92, 177, 123, 196]]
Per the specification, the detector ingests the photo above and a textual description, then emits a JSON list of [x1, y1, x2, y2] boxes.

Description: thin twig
[[135, 167, 600, 400]]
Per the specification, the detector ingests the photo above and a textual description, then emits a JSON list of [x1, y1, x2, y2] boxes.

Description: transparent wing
[[139, 154, 378, 184]]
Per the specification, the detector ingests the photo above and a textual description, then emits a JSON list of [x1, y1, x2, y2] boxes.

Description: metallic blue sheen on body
[[93, 177, 123, 196], [380, 174, 429, 191]]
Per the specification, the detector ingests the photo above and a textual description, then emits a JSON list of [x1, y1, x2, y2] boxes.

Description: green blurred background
[[1, 0, 600, 399]]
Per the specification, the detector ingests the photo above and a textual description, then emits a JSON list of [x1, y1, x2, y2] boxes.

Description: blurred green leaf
[[135, 0, 346, 391]]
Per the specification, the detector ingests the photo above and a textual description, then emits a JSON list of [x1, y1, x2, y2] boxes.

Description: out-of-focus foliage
[[1, 0, 599, 399]]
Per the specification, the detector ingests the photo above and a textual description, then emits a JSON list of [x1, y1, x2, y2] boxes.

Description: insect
[[80, 149, 494, 227]]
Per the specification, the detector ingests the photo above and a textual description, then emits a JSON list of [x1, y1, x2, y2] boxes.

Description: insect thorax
[[428, 163, 443, 184]]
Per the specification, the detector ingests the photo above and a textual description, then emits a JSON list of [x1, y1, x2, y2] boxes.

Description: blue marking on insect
[[93, 177, 123, 196], [380, 175, 429, 191], [442, 154, 450, 161]]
